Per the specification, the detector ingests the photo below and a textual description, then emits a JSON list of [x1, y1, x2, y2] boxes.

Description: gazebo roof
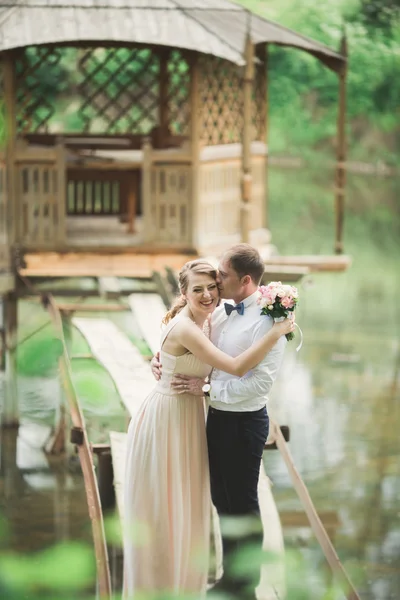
[[0, 0, 345, 71]]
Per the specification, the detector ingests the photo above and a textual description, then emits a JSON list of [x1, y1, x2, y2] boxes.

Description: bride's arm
[[176, 318, 294, 377]]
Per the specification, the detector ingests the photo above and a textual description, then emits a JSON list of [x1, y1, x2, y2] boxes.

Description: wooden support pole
[[2, 292, 18, 427], [0, 297, 5, 371], [190, 52, 201, 249], [334, 35, 348, 255], [142, 137, 153, 243], [240, 32, 255, 243], [96, 450, 115, 513], [159, 50, 170, 148], [2, 51, 18, 244], [55, 141, 66, 245], [263, 44, 269, 229], [126, 171, 137, 234]]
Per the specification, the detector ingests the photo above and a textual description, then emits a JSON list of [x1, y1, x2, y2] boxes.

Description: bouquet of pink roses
[[257, 281, 298, 341]]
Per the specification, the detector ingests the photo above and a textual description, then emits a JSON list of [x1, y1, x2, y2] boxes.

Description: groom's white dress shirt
[[209, 291, 286, 412]]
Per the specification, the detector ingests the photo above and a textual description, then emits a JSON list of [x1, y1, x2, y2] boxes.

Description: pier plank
[[72, 317, 154, 417], [128, 293, 166, 356]]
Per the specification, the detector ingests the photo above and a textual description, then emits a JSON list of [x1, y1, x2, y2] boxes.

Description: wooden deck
[[19, 251, 351, 281], [20, 252, 194, 278]]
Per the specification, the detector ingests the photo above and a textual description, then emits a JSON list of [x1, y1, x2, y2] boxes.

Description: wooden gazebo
[[0, 0, 347, 285]]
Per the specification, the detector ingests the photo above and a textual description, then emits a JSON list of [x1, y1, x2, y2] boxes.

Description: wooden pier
[[29, 279, 360, 600]]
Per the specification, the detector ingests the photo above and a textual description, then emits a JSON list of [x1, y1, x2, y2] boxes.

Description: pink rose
[[281, 296, 295, 309]]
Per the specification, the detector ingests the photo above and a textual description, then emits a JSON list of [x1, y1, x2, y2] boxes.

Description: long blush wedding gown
[[123, 315, 211, 598]]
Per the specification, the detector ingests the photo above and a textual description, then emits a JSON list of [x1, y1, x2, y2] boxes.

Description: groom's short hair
[[224, 244, 265, 284]]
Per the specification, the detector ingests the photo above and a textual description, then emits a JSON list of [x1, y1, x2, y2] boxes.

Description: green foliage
[[239, 0, 400, 162], [358, 0, 400, 32], [0, 541, 95, 597], [17, 332, 63, 376]]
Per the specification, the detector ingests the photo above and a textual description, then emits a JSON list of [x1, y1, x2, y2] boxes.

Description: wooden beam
[[334, 34, 348, 255], [265, 255, 351, 272], [58, 303, 128, 313], [190, 52, 201, 248], [280, 510, 340, 530], [98, 276, 121, 299], [261, 265, 310, 283], [240, 32, 254, 243], [152, 270, 172, 308]]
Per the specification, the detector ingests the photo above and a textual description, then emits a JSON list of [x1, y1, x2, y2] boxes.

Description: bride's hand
[[274, 317, 295, 336]]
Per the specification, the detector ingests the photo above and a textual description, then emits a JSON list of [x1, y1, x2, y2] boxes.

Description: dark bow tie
[[224, 302, 245, 316]]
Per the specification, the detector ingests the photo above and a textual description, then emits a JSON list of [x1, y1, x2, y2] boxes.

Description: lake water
[[0, 166, 399, 599]]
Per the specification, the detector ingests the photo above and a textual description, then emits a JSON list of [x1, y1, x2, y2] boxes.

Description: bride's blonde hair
[[162, 259, 219, 325]]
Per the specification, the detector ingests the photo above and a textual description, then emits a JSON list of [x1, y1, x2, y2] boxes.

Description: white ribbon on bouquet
[[275, 315, 303, 352]]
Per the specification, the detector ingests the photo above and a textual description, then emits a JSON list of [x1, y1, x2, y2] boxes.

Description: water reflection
[[266, 268, 400, 598], [0, 423, 91, 555], [0, 166, 399, 598]]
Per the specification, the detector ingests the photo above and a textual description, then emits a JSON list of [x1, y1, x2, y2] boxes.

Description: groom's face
[[217, 257, 243, 301]]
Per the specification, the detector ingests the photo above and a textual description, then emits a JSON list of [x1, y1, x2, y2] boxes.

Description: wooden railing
[[142, 140, 192, 245], [269, 420, 361, 600], [197, 150, 267, 250], [15, 145, 66, 247], [46, 295, 112, 599], [67, 169, 123, 217]]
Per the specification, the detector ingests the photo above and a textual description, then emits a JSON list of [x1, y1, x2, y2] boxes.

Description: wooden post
[[2, 51, 18, 244], [263, 44, 269, 229], [334, 35, 348, 255], [45, 311, 72, 454], [159, 50, 170, 148], [96, 449, 115, 512], [142, 137, 153, 242], [190, 52, 201, 249], [2, 292, 18, 427], [240, 32, 254, 243], [55, 141, 66, 245], [126, 171, 137, 234]]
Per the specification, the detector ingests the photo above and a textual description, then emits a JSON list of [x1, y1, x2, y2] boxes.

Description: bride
[[123, 259, 294, 598]]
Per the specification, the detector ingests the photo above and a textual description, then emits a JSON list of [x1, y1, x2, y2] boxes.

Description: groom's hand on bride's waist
[[171, 374, 205, 396], [151, 352, 162, 380]]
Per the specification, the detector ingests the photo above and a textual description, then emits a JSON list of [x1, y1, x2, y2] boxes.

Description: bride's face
[[184, 272, 219, 317]]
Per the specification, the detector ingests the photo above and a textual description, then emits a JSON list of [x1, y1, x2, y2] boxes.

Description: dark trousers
[[206, 406, 269, 599]]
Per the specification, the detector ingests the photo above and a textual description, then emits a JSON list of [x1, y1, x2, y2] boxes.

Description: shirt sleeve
[[209, 318, 287, 405]]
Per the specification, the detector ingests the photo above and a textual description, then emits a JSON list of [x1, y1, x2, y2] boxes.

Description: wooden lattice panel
[[167, 51, 190, 136], [14, 46, 192, 138], [78, 47, 160, 134], [15, 47, 66, 133], [200, 56, 243, 146], [199, 52, 266, 146]]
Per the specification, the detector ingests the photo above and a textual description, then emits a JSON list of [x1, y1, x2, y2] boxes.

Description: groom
[[153, 244, 286, 599]]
